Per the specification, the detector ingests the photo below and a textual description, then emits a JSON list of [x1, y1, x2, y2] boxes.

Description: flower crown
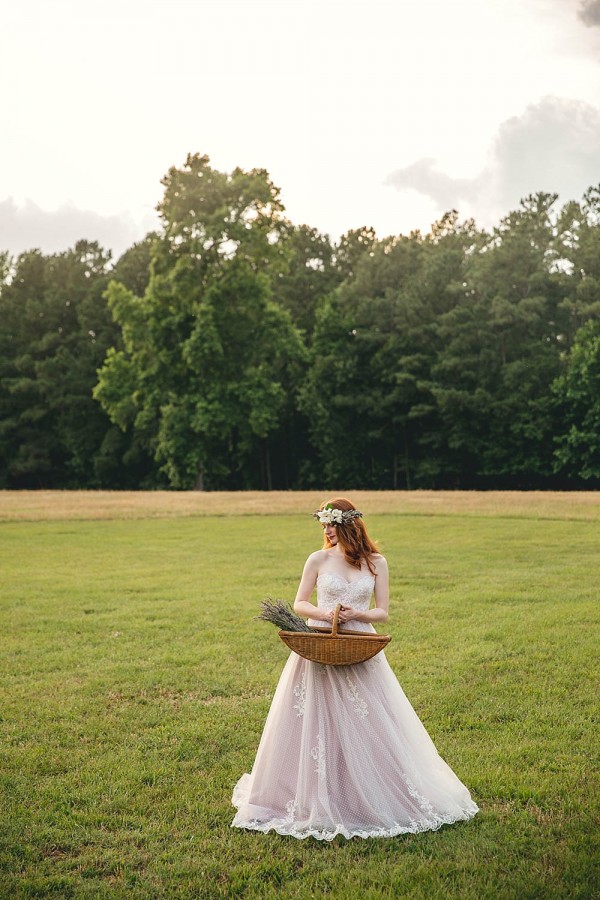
[[312, 504, 363, 525]]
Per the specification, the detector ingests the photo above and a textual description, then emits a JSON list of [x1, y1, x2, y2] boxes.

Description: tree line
[[1, 153, 599, 490]]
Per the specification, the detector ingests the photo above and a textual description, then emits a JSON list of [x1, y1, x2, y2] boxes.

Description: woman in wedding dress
[[231, 498, 479, 840]]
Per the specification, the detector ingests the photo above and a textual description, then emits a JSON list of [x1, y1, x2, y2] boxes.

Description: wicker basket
[[279, 603, 391, 666]]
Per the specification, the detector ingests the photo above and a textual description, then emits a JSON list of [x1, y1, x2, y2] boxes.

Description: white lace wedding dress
[[231, 572, 479, 840]]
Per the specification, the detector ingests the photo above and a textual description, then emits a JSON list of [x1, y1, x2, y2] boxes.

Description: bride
[[231, 497, 479, 840]]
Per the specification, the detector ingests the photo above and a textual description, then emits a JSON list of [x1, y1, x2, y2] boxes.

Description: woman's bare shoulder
[[370, 553, 388, 572], [308, 548, 329, 559], [305, 549, 328, 565]]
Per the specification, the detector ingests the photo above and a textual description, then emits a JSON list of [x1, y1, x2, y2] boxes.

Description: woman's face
[[324, 524, 338, 546]]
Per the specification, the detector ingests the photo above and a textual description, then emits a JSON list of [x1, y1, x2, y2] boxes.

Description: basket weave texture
[[279, 603, 391, 666]]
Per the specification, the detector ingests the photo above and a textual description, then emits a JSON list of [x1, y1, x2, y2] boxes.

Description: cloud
[[0, 198, 149, 260], [384, 159, 480, 212], [578, 0, 600, 26], [385, 96, 600, 226], [491, 96, 600, 202], [383, 159, 479, 211]]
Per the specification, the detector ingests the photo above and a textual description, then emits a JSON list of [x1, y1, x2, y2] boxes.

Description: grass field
[[1, 491, 599, 898]]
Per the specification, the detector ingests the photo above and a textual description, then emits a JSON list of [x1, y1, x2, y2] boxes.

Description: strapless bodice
[[308, 571, 376, 633]]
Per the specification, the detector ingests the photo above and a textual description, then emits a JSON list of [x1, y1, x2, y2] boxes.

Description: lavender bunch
[[256, 599, 316, 633]]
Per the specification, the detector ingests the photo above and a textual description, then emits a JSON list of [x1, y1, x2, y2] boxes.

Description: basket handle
[[332, 603, 342, 636]]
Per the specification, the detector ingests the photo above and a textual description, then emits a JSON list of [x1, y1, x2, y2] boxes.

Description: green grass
[[1, 505, 599, 898]]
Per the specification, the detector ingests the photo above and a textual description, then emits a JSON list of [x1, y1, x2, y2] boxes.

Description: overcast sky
[[1, 0, 599, 260]]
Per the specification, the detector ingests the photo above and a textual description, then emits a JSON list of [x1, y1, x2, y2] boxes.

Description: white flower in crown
[[313, 504, 362, 525]]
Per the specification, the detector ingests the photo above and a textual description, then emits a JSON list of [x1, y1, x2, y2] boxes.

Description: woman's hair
[[319, 497, 379, 574]]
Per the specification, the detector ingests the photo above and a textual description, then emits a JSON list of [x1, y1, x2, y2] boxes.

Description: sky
[[1, 0, 599, 260]]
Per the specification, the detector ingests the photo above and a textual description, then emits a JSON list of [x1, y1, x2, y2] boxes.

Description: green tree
[[276, 224, 339, 336], [299, 214, 478, 488], [0, 241, 146, 487], [377, 213, 478, 488], [553, 319, 600, 480], [556, 186, 600, 339], [111, 232, 159, 298], [334, 226, 377, 281], [95, 155, 305, 489], [428, 194, 569, 485]]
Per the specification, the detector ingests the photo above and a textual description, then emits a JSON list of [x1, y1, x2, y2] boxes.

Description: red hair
[[319, 497, 380, 574]]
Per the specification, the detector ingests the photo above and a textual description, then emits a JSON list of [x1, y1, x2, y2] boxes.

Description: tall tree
[[276, 224, 340, 337], [556, 186, 600, 339], [428, 194, 568, 485], [95, 154, 305, 489], [334, 226, 378, 281], [552, 319, 600, 481], [299, 214, 478, 488], [111, 232, 159, 298], [0, 241, 144, 487]]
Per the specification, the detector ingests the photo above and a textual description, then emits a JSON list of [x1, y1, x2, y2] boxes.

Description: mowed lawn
[[1, 492, 598, 899]]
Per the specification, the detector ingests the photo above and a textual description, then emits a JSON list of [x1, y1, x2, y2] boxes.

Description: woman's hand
[[337, 600, 389, 625], [320, 609, 336, 624], [337, 605, 362, 623]]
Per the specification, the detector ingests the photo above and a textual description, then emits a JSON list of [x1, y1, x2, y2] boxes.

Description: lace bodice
[[308, 571, 376, 633]]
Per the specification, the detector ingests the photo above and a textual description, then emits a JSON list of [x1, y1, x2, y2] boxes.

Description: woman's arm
[[293, 552, 335, 623], [338, 556, 389, 624]]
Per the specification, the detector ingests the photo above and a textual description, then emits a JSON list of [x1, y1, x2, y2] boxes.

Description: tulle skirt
[[231, 650, 479, 840]]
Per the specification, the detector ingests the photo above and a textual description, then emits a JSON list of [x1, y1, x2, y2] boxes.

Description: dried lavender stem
[[256, 599, 316, 633]]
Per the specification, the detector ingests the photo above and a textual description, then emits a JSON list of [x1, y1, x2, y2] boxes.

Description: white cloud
[[0, 198, 155, 259], [385, 96, 600, 227], [578, 0, 600, 26]]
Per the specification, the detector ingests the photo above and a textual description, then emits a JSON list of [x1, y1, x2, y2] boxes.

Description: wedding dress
[[231, 572, 479, 840]]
